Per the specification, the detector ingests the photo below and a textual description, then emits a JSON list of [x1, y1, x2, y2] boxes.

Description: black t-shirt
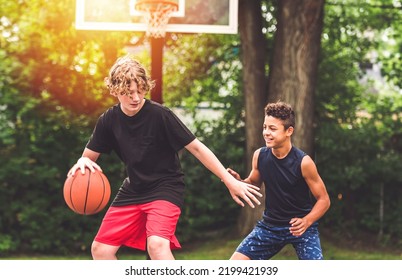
[[86, 99, 196, 208]]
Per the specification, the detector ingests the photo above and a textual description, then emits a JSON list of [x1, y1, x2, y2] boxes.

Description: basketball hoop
[[134, 0, 178, 38]]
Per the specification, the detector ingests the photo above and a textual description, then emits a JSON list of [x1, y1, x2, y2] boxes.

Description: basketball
[[63, 169, 111, 215]]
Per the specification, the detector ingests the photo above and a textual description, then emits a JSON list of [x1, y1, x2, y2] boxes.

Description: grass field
[[151, 235, 401, 260], [2, 234, 401, 260]]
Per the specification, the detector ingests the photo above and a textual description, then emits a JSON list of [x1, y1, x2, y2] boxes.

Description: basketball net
[[134, 0, 178, 38]]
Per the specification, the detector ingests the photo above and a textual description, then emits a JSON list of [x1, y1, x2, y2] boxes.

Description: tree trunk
[[237, 0, 267, 236], [267, 0, 324, 156]]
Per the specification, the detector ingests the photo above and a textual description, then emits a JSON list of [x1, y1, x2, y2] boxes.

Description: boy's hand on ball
[[68, 157, 102, 176]]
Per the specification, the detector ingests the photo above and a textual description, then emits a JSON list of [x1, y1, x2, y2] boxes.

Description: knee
[[147, 236, 171, 259], [147, 238, 166, 254], [91, 241, 117, 260], [91, 241, 103, 259]]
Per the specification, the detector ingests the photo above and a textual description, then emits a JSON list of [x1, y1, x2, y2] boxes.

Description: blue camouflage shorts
[[235, 220, 324, 260]]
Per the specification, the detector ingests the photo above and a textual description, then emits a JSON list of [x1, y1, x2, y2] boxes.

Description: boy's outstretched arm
[[185, 139, 262, 208]]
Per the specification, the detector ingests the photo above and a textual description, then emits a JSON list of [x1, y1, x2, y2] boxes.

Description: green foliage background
[[0, 0, 401, 256]]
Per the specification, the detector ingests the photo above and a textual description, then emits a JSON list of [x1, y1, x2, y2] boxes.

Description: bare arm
[[185, 139, 262, 208], [289, 155, 331, 236], [227, 148, 263, 187], [67, 148, 102, 176]]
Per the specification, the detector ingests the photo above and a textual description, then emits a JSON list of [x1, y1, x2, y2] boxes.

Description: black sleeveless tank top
[[258, 146, 313, 226]]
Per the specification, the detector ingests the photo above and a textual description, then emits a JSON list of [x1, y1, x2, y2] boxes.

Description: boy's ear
[[286, 126, 294, 136]]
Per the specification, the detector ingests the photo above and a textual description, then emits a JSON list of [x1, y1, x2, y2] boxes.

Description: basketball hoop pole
[[134, 0, 178, 104], [150, 37, 164, 104]]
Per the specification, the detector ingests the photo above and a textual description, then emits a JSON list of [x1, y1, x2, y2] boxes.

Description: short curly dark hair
[[104, 55, 155, 96], [265, 101, 295, 129]]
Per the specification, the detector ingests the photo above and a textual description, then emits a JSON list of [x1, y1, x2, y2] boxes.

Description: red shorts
[[94, 200, 181, 251]]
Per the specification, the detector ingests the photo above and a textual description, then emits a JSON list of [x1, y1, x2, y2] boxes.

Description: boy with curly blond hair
[[67, 55, 262, 260]]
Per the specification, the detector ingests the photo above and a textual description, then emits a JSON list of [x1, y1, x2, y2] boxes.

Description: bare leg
[[91, 241, 120, 260], [147, 235, 175, 260], [230, 252, 251, 260]]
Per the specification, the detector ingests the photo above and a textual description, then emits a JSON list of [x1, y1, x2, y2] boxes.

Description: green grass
[[171, 236, 402, 260], [2, 235, 401, 260], [120, 234, 401, 260]]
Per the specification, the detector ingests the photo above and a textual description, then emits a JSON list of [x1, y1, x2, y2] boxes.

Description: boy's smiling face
[[262, 115, 293, 148]]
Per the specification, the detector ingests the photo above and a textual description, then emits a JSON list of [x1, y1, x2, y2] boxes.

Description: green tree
[[315, 0, 402, 246]]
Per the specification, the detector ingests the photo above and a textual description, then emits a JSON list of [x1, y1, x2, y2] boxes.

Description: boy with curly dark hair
[[229, 101, 330, 260]]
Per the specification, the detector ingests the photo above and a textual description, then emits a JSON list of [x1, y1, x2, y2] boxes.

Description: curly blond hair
[[104, 55, 155, 96]]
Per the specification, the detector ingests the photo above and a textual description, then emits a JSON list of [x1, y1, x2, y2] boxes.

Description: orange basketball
[[63, 169, 111, 215]]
